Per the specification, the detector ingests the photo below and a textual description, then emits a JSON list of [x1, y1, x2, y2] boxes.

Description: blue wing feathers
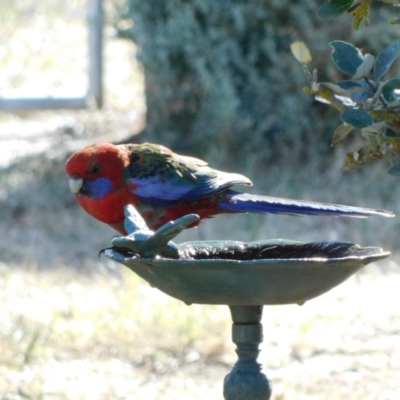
[[218, 193, 394, 218], [128, 171, 251, 202]]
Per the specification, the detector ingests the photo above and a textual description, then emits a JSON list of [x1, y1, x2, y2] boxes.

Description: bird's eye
[[91, 163, 100, 174], [130, 153, 140, 163]]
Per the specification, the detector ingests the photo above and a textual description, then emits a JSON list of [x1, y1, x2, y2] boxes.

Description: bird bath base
[[104, 206, 390, 399], [224, 305, 272, 400]]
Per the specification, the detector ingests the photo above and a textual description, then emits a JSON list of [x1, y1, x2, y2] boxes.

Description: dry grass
[[1, 262, 400, 399]]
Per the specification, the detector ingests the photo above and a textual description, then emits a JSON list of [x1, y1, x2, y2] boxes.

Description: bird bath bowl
[[105, 206, 390, 399]]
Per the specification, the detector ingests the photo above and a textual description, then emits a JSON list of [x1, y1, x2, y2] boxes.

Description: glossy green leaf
[[350, 89, 373, 103], [318, 0, 353, 19], [330, 41, 364, 75], [357, 78, 375, 90], [341, 109, 374, 128], [382, 78, 400, 103], [337, 81, 362, 90], [374, 40, 400, 80]]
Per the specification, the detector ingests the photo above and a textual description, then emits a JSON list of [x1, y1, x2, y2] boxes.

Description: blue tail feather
[[218, 193, 394, 218]]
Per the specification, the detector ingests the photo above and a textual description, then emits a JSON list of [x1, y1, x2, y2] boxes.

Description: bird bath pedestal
[[105, 206, 390, 400]]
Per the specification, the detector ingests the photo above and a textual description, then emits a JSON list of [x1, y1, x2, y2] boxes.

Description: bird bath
[[105, 206, 390, 400]]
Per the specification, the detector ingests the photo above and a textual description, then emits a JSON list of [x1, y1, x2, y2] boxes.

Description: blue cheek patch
[[86, 178, 112, 199]]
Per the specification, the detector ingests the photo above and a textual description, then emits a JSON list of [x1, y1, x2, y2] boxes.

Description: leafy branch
[[291, 40, 400, 171], [318, 0, 400, 30]]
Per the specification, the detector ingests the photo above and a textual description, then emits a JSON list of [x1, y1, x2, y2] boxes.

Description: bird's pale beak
[[69, 176, 83, 194]]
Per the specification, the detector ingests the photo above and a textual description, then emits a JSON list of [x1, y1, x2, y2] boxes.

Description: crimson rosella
[[65, 142, 394, 234]]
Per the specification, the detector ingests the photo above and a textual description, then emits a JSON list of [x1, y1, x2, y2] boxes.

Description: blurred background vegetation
[[1, 0, 400, 398], [1, 0, 399, 265], [116, 0, 399, 168]]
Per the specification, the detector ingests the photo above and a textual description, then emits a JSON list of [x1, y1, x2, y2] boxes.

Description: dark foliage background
[[115, 0, 397, 172]]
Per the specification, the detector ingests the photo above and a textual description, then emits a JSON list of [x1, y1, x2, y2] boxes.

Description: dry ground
[[1, 261, 400, 400]]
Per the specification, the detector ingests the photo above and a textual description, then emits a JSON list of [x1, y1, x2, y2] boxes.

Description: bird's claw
[[112, 205, 200, 259]]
